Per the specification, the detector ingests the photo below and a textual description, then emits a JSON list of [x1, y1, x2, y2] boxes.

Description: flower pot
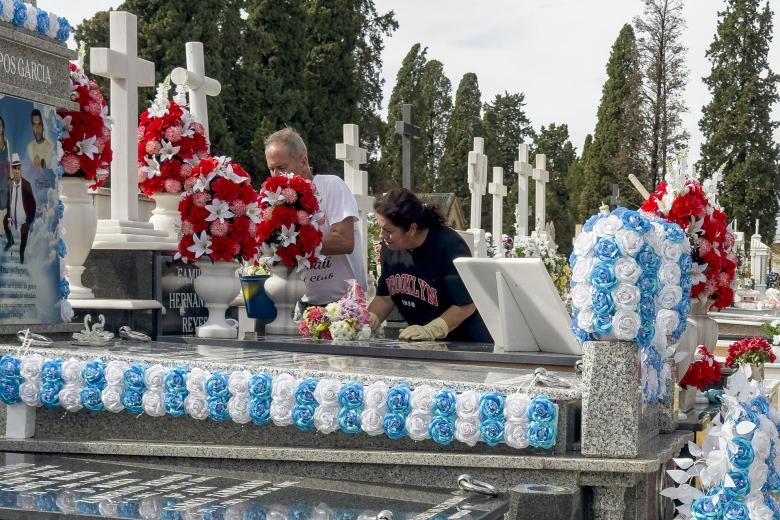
[[193, 260, 241, 338], [240, 275, 277, 320], [264, 264, 306, 335], [60, 177, 97, 299], [678, 386, 697, 413], [688, 298, 718, 349], [148, 192, 181, 240], [749, 363, 765, 383]]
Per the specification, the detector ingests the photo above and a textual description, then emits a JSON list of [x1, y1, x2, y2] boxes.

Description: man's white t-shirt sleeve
[[320, 176, 359, 226]]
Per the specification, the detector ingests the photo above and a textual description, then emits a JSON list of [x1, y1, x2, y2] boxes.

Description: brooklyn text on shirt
[[386, 274, 439, 306]]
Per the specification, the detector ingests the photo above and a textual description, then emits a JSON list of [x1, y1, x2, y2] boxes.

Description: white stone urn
[[148, 192, 181, 240], [60, 177, 97, 299], [264, 263, 306, 335], [193, 260, 240, 339]]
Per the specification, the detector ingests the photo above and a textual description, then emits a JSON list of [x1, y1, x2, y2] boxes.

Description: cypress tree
[[416, 59, 453, 193], [697, 0, 780, 241], [567, 133, 593, 225]]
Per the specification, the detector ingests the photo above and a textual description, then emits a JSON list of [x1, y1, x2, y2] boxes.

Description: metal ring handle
[[119, 326, 151, 343], [16, 330, 53, 347], [457, 474, 499, 497]]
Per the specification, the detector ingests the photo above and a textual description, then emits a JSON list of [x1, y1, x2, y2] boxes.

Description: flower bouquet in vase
[[138, 80, 209, 239], [176, 156, 261, 338], [256, 174, 325, 335], [678, 345, 723, 411], [726, 336, 776, 382], [57, 60, 112, 299]]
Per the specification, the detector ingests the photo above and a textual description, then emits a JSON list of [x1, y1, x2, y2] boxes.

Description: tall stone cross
[[467, 137, 488, 257], [171, 42, 222, 140], [488, 167, 507, 258], [335, 124, 373, 284], [532, 154, 549, 235], [90, 11, 170, 246], [513, 143, 532, 240], [394, 104, 421, 190]]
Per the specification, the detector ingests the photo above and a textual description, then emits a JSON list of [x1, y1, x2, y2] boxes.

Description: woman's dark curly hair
[[373, 188, 445, 231]]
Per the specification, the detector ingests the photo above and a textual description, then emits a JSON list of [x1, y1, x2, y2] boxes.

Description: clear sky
[[42, 0, 780, 165]]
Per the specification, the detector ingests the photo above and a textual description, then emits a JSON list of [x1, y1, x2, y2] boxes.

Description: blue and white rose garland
[[54, 117, 73, 322], [0, 354, 559, 450], [0, 0, 71, 43], [569, 206, 693, 404]]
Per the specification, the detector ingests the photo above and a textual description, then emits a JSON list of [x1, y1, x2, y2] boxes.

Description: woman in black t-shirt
[[367, 189, 491, 343]]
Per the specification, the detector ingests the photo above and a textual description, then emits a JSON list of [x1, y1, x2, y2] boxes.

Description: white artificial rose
[[139, 496, 161, 520], [615, 228, 644, 257], [656, 285, 683, 310], [360, 408, 385, 436], [17, 493, 36, 510], [363, 381, 388, 411], [142, 390, 166, 417], [58, 384, 83, 412], [454, 418, 481, 447], [456, 390, 480, 419], [104, 360, 129, 386], [594, 214, 623, 237], [504, 419, 530, 449], [267, 507, 290, 520], [23, 5, 37, 31], [228, 395, 251, 424], [612, 310, 641, 341], [356, 326, 372, 341], [774, 335, 780, 346], [184, 394, 209, 420], [643, 365, 658, 401], [314, 405, 340, 434], [661, 241, 683, 263], [655, 309, 680, 336], [570, 283, 594, 311], [405, 411, 432, 441], [56, 490, 79, 514], [225, 503, 248, 520], [504, 393, 531, 422], [20, 353, 43, 381], [410, 385, 435, 413], [577, 309, 595, 333], [0, 0, 13, 24], [61, 358, 84, 384], [312, 504, 335, 520], [186, 367, 210, 395], [573, 231, 597, 257], [612, 283, 641, 311], [47, 12, 59, 40], [270, 400, 293, 426], [143, 364, 167, 390], [19, 381, 41, 407], [658, 262, 681, 286], [101, 385, 124, 413], [271, 373, 298, 402], [752, 430, 771, 461], [614, 257, 642, 284], [571, 257, 595, 284], [99, 501, 119, 518], [749, 461, 768, 491], [313, 379, 341, 407], [228, 370, 252, 396]]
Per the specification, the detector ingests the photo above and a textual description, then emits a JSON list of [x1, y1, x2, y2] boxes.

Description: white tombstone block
[[513, 143, 532, 241], [488, 167, 507, 258], [171, 41, 222, 140], [5, 403, 35, 439]]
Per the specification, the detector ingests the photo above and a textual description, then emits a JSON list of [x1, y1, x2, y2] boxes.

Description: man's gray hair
[[264, 127, 308, 158]]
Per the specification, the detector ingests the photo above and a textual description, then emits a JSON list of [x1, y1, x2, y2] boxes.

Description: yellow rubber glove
[[398, 318, 449, 341], [369, 312, 382, 331]]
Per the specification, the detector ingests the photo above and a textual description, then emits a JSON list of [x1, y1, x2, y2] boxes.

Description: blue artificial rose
[[739, 405, 761, 431], [292, 404, 316, 432], [78, 497, 101, 516], [294, 378, 317, 405], [676, 297, 692, 316], [429, 416, 455, 445], [38, 381, 62, 408], [663, 222, 685, 243], [528, 396, 557, 425], [528, 423, 557, 449], [722, 470, 750, 500], [433, 388, 457, 417], [56, 163, 64, 179], [81, 360, 106, 389], [56, 17, 71, 43], [480, 418, 504, 447], [690, 497, 720, 519], [582, 213, 601, 232], [751, 395, 770, 416], [12, 0, 26, 27], [0, 380, 20, 405], [289, 503, 313, 520], [41, 358, 63, 383], [117, 501, 141, 518], [248, 373, 272, 398], [594, 238, 621, 263], [36, 490, 57, 512], [124, 364, 146, 391], [248, 397, 271, 425], [207, 396, 230, 421], [589, 263, 618, 291], [339, 382, 364, 410], [637, 274, 659, 297], [80, 387, 103, 412], [36, 9, 49, 35], [611, 207, 627, 217], [164, 392, 186, 417], [335, 508, 359, 520], [163, 367, 188, 394], [639, 296, 655, 322], [568, 252, 577, 269], [679, 253, 693, 273], [571, 323, 592, 344], [58, 278, 70, 299], [0, 355, 21, 378], [642, 345, 662, 371], [383, 412, 407, 439], [479, 391, 505, 419], [339, 408, 362, 435], [592, 313, 613, 335], [635, 322, 654, 349], [121, 389, 143, 414], [386, 385, 411, 414], [591, 290, 615, 316], [722, 501, 749, 520], [636, 245, 660, 272], [205, 372, 229, 398], [621, 210, 651, 234], [57, 201, 65, 219], [243, 504, 266, 520]]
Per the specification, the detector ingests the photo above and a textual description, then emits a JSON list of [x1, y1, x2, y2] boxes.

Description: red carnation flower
[[298, 224, 323, 252], [271, 206, 297, 228]]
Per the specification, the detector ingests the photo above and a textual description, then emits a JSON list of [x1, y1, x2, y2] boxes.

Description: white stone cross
[[488, 167, 507, 258], [513, 143, 532, 240], [171, 42, 222, 140], [467, 137, 488, 257], [532, 153, 549, 234]]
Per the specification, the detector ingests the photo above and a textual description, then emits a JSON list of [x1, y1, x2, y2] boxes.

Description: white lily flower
[[159, 140, 181, 162], [143, 156, 161, 178], [259, 243, 280, 265], [192, 175, 209, 192], [76, 136, 99, 159], [262, 187, 284, 205], [180, 111, 195, 137], [60, 115, 73, 139], [690, 262, 708, 286], [245, 202, 261, 223], [100, 105, 112, 130], [187, 231, 212, 258], [205, 199, 234, 223], [279, 224, 298, 247], [220, 163, 248, 184]]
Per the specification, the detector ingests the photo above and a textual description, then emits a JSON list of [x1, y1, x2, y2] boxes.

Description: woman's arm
[[367, 295, 395, 325], [438, 302, 477, 331]]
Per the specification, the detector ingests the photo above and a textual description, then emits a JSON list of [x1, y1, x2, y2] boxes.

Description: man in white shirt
[[3, 154, 35, 264], [264, 128, 366, 305], [26, 109, 54, 170]]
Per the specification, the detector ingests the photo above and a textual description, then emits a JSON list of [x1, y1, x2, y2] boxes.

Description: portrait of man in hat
[[3, 153, 36, 264]]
